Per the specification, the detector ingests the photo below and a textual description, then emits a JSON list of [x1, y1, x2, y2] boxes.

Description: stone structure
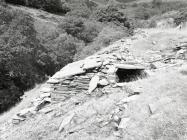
[[44, 40, 145, 102]]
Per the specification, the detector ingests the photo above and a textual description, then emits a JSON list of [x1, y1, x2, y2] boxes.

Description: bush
[[0, 6, 37, 112], [78, 21, 103, 43], [174, 10, 187, 26], [152, 0, 162, 8], [0, 6, 77, 112], [74, 25, 129, 60], [134, 7, 160, 20], [92, 5, 134, 33], [66, 6, 91, 18], [59, 17, 84, 38], [59, 17, 102, 43]]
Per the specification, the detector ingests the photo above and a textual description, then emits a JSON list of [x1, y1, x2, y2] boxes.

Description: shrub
[[0, 6, 37, 112], [0, 6, 77, 112], [174, 10, 187, 26], [59, 17, 102, 43], [92, 5, 134, 30], [152, 0, 162, 8], [59, 17, 84, 38], [66, 6, 91, 18], [74, 25, 129, 60], [78, 21, 103, 43]]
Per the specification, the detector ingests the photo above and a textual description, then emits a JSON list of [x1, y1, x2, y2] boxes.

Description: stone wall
[[44, 41, 146, 102]]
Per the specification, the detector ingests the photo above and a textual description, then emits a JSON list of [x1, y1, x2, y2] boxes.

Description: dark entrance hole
[[116, 68, 147, 83]]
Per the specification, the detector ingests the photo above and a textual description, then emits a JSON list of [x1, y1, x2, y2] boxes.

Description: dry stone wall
[[45, 36, 146, 102]]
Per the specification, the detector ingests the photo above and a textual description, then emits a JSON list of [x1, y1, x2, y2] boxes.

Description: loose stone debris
[[44, 46, 147, 102], [118, 117, 130, 129], [11, 86, 52, 124], [9, 28, 187, 140], [59, 112, 75, 132], [88, 75, 100, 94]]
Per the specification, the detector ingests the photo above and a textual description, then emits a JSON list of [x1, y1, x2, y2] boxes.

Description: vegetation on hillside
[[0, 5, 76, 112], [4, 0, 70, 13], [1, 0, 187, 113]]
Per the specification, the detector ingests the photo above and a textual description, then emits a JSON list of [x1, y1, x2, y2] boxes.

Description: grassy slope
[[1, 27, 187, 140], [1, 1, 187, 139]]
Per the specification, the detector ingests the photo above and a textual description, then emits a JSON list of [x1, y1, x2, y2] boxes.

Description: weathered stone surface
[[17, 107, 36, 118], [115, 64, 145, 70], [88, 75, 100, 93], [12, 115, 26, 124], [52, 60, 85, 79], [118, 117, 130, 129], [47, 78, 60, 84], [103, 60, 110, 66], [107, 66, 117, 74], [59, 112, 75, 132], [40, 107, 53, 114], [107, 74, 116, 84], [34, 98, 51, 111], [40, 87, 53, 93], [12, 115, 26, 121], [40, 92, 51, 99], [83, 59, 103, 70], [98, 79, 109, 86]]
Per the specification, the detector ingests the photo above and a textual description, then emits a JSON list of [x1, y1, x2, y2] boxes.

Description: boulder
[[88, 75, 100, 93]]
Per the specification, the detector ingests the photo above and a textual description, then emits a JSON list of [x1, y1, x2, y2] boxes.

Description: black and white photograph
[[0, 0, 187, 139]]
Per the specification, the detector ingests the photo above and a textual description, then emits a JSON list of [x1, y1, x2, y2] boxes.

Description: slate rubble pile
[[46, 45, 145, 101], [11, 33, 147, 124], [10, 29, 187, 131]]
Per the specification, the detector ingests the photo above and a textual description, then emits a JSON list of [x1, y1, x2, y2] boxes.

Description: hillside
[[0, 0, 187, 139], [1, 26, 187, 140]]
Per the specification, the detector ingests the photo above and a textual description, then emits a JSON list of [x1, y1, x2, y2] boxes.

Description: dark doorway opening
[[116, 68, 147, 83]]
